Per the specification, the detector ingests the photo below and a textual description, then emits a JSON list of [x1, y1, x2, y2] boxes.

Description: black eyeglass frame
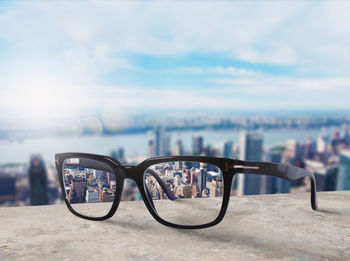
[[55, 152, 318, 229]]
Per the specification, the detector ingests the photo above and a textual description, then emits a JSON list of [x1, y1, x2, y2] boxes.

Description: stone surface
[[1, 191, 350, 261]]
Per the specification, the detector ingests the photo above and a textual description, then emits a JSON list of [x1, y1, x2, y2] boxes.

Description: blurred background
[[1, 1, 350, 207]]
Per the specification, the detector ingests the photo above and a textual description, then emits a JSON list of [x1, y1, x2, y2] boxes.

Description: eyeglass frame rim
[[55, 152, 317, 229]]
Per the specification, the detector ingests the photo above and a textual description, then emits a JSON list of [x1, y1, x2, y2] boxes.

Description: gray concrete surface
[[1, 191, 350, 261]]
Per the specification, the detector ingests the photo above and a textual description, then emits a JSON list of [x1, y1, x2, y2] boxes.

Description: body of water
[[0, 127, 341, 164]]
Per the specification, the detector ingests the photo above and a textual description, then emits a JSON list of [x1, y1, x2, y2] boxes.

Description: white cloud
[[171, 66, 256, 76], [2, 1, 350, 70]]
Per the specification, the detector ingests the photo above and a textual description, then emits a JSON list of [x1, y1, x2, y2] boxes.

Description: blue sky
[[1, 1, 350, 127]]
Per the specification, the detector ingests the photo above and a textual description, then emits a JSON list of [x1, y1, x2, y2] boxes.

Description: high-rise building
[[162, 134, 171, 156], [305, 160, 338, 191], [155, 126, 164, 156], [154, 126, 171, 156], [68, 176, 87, 203], [0, 176, 16, 203], [192, 135, 203, 156], [175, 140, 184, 155], [29, 154, 48, 205], [111, 147, 125, 163], [263, 147, 290, 194], [86, 189, 99, 203], [238, 132, 263, 195], [196, 169, 207, 195], [336, 150, 350, 190], [345, 128, 350, 146], [303, 138, 316, 159], [223, 140, 233, 158], [147, 140, 155, 158], [182, 184, 192, 198], [210, 179, 224, 197], [284, 139, 300, 161], [317, 135, 329, 154]]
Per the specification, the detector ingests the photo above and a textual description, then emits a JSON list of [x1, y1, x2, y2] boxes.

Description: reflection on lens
[[144, 161, 224, 226], [62, 158, 117, 218]]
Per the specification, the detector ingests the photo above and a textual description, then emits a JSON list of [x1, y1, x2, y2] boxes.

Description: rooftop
[[1, 191, 350, 260]]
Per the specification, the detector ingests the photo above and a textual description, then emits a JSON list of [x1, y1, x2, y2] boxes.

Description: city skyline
[[1, 124, 349, 207]]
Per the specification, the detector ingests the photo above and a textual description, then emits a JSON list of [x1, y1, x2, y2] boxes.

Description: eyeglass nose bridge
[[115, 164, 138, 180]]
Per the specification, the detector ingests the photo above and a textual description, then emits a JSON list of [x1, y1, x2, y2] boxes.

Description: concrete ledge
[[1, 191, 350, 261]]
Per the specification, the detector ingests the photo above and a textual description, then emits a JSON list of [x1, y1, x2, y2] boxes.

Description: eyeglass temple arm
[[232, 160, 318, 210], [65, 159, 176, 201]]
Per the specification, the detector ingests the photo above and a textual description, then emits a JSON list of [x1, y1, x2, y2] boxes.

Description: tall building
[[303, 138, 316, 159], [238, 132, 263, 195], [0, 176, 16, 203], [162, 134, 171, 156], [196, 169, 207, 195], [210, 179, 224, 197], [284, 139, 300, 161], [263, 147, 290, 194], [317, 135, 329, 154], [336, 150, 350, 190], [154, 126, 170, 156], [111, 147, 125, 163], [345, 128, 350, 146], [147, 140, 155, 158], [192, 135, 203, 156], [305, 160, 338, 191], [175, 140, 184, 155], [223, 140, 233, 158], [68, 176, 87, 203], [155, 126, 164, 156], [29, 154, 48, 205]]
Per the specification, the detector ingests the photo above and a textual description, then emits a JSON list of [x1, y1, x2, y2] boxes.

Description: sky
[[1, 1, 350, 128]]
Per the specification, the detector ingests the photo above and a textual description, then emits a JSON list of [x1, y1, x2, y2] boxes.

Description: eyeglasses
[[55, 152, 318, 229]]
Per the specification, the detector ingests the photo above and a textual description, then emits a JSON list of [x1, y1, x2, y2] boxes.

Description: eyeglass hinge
[[225, 162, 260, 172]]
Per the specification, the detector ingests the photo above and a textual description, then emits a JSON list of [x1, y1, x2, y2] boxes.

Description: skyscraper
[[175, 139, 184, 155], [317, 135, 329, 154], [305, 160, 338, 191], [238, 132, 263, 195], [0, 176, 16, 204], [192, 135, 203, 156], [223, 140, 233, 158], [147, 140, 155, 158], [154, 126, 170, 156], [155, 126, 164, 156], [336, 150, 350, 190], [284, 139, 300, 161], [111, 147, 125, 163], [29, 154, 48, 205], [263, 147, 290, 194], [196, 169, 206, 195]]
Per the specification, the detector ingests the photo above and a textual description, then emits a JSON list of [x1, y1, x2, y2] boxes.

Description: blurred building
[[238, 132, 263, 195], [174, 139, 184, 155], [29, 155, 48, 205], [111, 147, 125, 163], [317, 135, 329, 154], [263, 147, 291, 194], [147, 140, 155, 158], [305, 160, 338, 191], [303, 138, 316, 160], [336, 150, 350, 190], [0, 176, 16, 204], [154, 126, 171, 156], [284, 139, 301, 161], [155, 126, 163, 156], [223, 140, 233, 158], [192, 135, 203, 156]]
